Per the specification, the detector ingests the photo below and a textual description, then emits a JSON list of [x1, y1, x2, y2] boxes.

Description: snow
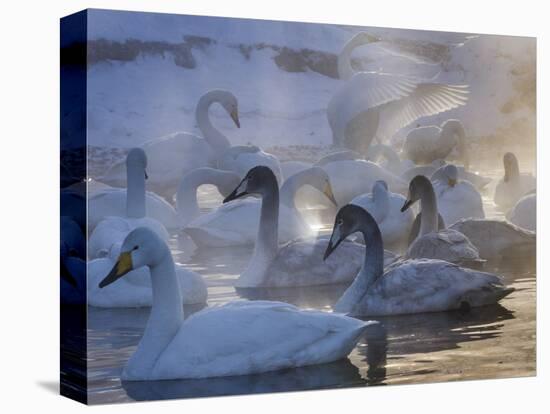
[[84, 9, 535, 154]]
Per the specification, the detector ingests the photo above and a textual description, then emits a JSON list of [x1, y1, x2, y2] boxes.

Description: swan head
[[126, 148, 148, 179], [223, 166, 277, 203], [401, 175, 433, 212], [373, 180, 389, 194], [99, 228, 168, 288], [294, 167, 338, 206], [442, 164, 458, 187], [503, 152, 519, 182], [324, 204, 380, 260]]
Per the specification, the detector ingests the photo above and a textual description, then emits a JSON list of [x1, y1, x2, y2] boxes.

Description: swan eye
[[337, 219, 343, 226]]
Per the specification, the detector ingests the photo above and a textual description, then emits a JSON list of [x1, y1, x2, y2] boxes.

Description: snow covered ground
[[79, 9, 535, 166]]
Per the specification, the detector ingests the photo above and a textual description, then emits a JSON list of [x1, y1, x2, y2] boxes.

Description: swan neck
[[126, 162, 146, 218], [419, 184, 439, 236], [129, 251, 183, 377], [256, 184, 279, 260], [279, 169, 312, 212], [196, 93, 231, 155], [338, 37, 362, 80], [505, 158, 520, 182], [373, 187, 390, 221], [176, 171, 208, 225], [334, 222, 384, 314]]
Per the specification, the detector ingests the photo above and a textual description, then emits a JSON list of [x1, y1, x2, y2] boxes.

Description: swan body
[[218, 145, 283, 184], [321, 160, 408, 205], [508, 193, 536, 232], [280, 160, 312, 180], [88, 253, 207, 308], [403, 120, 468, 166], [88, 188, 179, 231], [327, 33, 468, 154], [222, 166, 384, 288], [430, 164, 491, 190], [324, 205, 512, 316], [88, 148, 170, 258], [184, 167, 336, 247], [350, 180, 414, 246], [402, 175, 483, 265], [494, 152, 536, 209], [98, 228, 372, 380], [432, 164, 485, 225], [449, 218, 535, 259]]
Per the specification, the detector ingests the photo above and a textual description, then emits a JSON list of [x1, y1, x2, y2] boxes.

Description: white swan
[[98, 227, 373, 380], [327, 33, 469, 154], [432, 164, 485, 225], [320, 159, 408, 205], [449, 218, 535, 260], [507, 193, 536, 232], [176, 168, 241, 226], [494, 152, 536, 210], [366, 144, 415, 176], [323, 204, 513, 316], [350, 180, 414, 247], [401, 175, 483, 266], [403, 120, 469, 167], [88, 242, 207, 308], [400, 160, 490, 190], [88, 149, 169, 259], [217, 144, 283, 185], [221, 166, 397, 288], [184, 167, 337, 247]]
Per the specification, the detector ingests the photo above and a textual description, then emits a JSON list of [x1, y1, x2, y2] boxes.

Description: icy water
[[84, 176, 536, 404]]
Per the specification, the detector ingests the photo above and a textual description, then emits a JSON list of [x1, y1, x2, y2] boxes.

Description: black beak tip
[[400, 200, 412, 212]]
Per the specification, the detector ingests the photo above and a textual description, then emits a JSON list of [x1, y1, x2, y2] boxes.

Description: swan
[[176, 168, 241, 226], [60, 242, 86, 305], [320, 159, 408, 205], [184, 167, 337, 247], [280, 160, 312, 181], [88, 148, 169, 259], [432, 164, 485, 225], [449, 218, 535, 260], [366, 144, 415, 175], [88, 242, 207, 308], [101, 90, 281, 199], [507, 193, 536, 232], [327, 32, 469, 154], [430, 163, 491, 191], [323, 205, 513, 316], [98, 227, 373, 380], [350, 180, 414, 246], [89, 149, 179, 230], [221, 166, 397, 288], [403, 120, 469, 167], [494, 152, 536, 210], [401, 175, 483, 266]]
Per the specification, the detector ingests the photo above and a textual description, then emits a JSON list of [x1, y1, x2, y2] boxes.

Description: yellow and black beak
[[230, 108, 240, 128], [401, 198, 414, 212], [99, 251, 133, 288], [323, 182, 338, 206]]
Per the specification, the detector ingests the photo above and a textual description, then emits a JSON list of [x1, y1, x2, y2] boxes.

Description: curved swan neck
[[127, 248, 183, 377], [280, 168, 320, 211], [256, 179, 280, 259], [196, 91, 232, 155], [126, 160, 146, 218], [334, 213, 384, 313], [177, 168, 238, 224], [338, 35, 365, 80], [419, 182, 439, 236]]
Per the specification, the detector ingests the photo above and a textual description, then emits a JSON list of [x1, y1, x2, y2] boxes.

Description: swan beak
[[323, 183, 338, 206], [401, 199, 413, 212], [61, 260, 78, 287], [223, 177, 248, 203], [230, 108, 240, 128], [99, 252, 133, 288], [448, 178, 457, 187], [144, 169, 149, 180], [324, 225, 343, 261]]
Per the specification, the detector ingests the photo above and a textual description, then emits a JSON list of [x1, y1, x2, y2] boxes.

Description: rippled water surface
[[84, 175, 536, 404]]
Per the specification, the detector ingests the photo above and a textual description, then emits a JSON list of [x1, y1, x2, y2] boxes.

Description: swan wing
[[376, 83, 469, 142], [152, 301, 372, 380], [355, 259, 511, 316]]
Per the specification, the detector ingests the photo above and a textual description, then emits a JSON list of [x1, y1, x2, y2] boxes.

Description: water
[[84, 178, 536, 404]]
